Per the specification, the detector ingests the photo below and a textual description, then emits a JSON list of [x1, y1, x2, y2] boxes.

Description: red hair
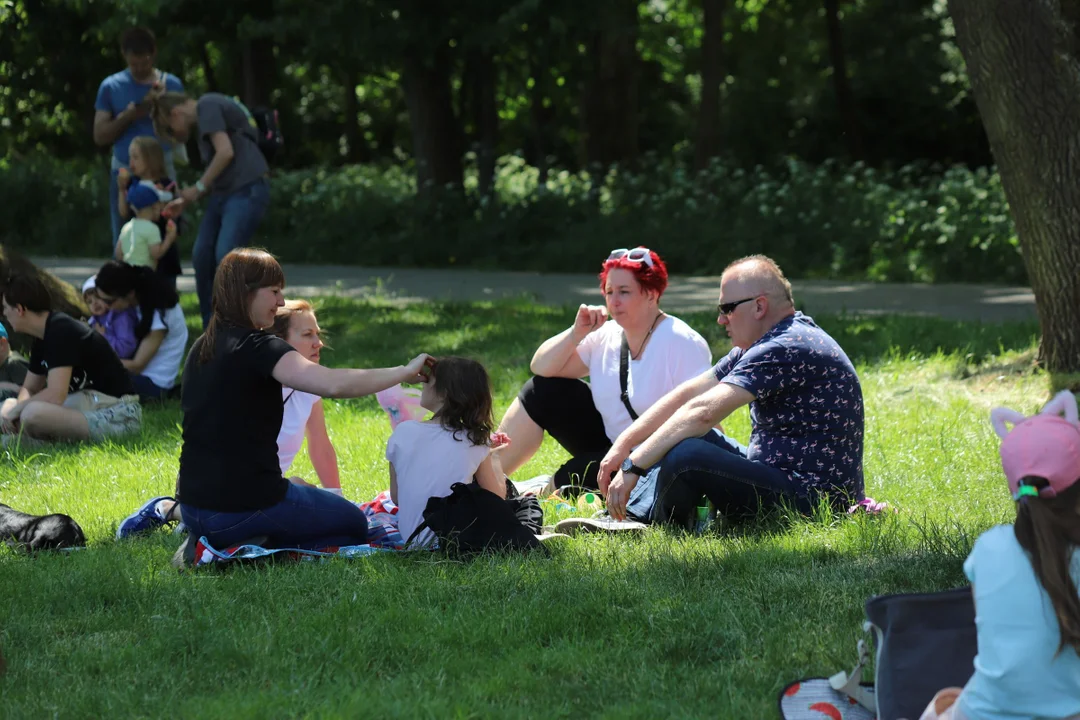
[[598, 247, 669, 299]]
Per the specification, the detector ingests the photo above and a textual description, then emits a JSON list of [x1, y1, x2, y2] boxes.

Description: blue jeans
[[180, 482, 369, 550], [626, 430, 815, 525], [193, 178, 270, 328], [130, 373, 170, 402]]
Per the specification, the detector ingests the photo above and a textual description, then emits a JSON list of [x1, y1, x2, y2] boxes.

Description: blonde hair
[[129, 136, 167, 179], [147, 90, 191, 145], [271, 299, 315, 340], [723, 254, 794, 306]]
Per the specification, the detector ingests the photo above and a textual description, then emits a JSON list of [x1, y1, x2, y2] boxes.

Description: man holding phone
[[93, 27, 184, 252]]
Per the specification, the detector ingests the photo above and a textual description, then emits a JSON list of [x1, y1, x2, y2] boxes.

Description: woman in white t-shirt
[[94, 260, 188, 401], [268, 299, 342, 494], [386, 356, 506, 546], [496, 247, 713, 495]]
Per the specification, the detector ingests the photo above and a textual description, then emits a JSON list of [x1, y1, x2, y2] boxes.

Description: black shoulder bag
[[620, 332, 639, 421]]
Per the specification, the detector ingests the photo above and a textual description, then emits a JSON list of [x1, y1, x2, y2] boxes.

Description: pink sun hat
[[992, 390, 1080, 499]]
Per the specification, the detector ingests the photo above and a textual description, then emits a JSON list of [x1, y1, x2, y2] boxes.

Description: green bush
[[0, 153, 1024, 283]]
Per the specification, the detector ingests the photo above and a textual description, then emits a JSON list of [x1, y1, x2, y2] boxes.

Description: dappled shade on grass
[[0, 296, 1044, 716]]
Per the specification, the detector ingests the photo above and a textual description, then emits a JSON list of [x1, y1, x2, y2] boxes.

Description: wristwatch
[[620, 457, 648, 477], [194, 180, 207, 194]]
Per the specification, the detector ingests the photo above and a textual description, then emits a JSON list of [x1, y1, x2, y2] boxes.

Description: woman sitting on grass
[[118, 298, 346, 537], [93, 261, 188, 402], [387, 356, 508, 547], [495, 247, 713, 496], [163, 248, 432, 565]]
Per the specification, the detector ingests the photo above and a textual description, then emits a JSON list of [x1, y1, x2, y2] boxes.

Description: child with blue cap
[[0, 322, 29, 401], [115, 183, 177, 270]]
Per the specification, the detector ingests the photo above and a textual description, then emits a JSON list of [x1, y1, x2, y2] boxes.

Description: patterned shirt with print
[[712, 312, 864, 499]]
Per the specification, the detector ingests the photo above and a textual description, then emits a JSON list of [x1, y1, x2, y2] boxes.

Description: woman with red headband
[[496, 247, 712, 496]]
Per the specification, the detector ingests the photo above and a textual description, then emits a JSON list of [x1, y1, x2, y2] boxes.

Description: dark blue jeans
[[626, 430, 815, 525], [130, 373, 170, 402], [193, 177, 270, 328], [180, 482, 369, 550]]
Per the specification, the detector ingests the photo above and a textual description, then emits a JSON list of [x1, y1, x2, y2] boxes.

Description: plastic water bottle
[[694, 500, 715, 534], [576, 491, 604, 514]]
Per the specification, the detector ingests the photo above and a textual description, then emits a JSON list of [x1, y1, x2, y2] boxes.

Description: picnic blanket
[[191, 491, 406, 567], [778, 678, 876, 720]]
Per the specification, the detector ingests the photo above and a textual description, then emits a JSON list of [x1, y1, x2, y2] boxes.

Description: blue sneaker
[[116, 496, 174, 539]]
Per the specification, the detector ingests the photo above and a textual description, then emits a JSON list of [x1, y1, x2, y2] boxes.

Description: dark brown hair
[[196, 248, 286, 363], [120, 27, 156, 56], [95, 260, 179, 340], [1, 273, 52, 313], [1014, 478, 1080, 653], [431, 357, 493, 447]]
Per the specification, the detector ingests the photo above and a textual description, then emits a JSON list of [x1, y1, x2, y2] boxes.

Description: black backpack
[[406, 482, 545, 556], [233, 97, 284, 163]]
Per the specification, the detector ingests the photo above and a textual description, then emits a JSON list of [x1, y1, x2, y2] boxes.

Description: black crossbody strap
[[619, 332, 639, 421]]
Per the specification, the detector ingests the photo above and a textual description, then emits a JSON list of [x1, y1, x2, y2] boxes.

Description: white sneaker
[[553, 516, 647, 536]]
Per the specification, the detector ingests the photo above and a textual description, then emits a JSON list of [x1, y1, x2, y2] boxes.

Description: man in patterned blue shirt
[[597, 254, 864, 525]]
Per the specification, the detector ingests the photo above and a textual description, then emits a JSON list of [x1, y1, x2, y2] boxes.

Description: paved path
[[34, 257, 1038, 323]]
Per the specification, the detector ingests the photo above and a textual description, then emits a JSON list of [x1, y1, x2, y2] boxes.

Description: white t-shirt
[[575, 315, 712, 443], [278, 389, 320, 475], [385, 420, 491, 547], [139, 304, 189, 389]]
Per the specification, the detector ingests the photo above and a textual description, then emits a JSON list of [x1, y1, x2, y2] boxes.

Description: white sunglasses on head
[[607, 247, 654, 268]]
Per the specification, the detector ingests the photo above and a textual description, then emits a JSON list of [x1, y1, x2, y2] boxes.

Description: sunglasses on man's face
[[717, 296, 758, 316], [96, 293, 120, 307]]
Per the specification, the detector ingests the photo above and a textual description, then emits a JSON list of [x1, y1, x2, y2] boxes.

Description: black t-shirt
[[27, 312, 134, 397], [177, 325, 295, 512]]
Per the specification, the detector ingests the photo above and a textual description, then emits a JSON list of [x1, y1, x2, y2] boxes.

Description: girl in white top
[[94, 260, 189, 401], [386, 356, 506, 546], [496, 247, 712, 493]]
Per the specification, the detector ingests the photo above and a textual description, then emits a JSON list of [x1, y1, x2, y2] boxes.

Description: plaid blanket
[[191, 491, 405, 567]]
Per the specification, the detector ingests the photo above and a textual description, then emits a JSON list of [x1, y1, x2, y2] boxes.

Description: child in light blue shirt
[[921, 391, 1080, 720]]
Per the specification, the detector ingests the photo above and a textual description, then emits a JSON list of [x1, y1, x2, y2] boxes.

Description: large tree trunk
[[823, 0, 863, 161], [694, 0, 726, 171], [950, 0, 1080, 374], [582, 0, 640, 167], [402, 48, 464, 191], [238, 36, 277, 108], [465, 50, 499, 196]]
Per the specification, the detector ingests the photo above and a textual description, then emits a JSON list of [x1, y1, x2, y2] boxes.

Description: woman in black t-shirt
[[173, 248, 432, 562]]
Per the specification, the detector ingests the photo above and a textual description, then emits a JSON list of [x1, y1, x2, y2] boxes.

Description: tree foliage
[[0, 0, 989, 177]]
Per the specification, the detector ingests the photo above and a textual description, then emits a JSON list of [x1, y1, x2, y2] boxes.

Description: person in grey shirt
[[147, 91, 271, 328]]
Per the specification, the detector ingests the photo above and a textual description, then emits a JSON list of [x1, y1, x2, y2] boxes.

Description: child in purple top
[[82, 276, 138, 360]]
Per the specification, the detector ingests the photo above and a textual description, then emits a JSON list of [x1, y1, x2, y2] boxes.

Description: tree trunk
[[341, 71, 369, 163], [402, 49, 464, 191], [694, 0, 726, 171], [199, 43, 220, 92], [239, 37, 277, 108], [823, 0, 863, 161], [465, 50, 499, 196], [582, 0, 640, 167], [950, 0, 1080, 374]]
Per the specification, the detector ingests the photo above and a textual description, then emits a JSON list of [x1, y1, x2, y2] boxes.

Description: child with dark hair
[[82, 275, 138, 360], [919, 391, 1080, 720], [386, 357, 508, 546]]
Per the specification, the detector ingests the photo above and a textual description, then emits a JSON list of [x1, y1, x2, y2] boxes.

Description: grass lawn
[[0, 296, 1047, 718]]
